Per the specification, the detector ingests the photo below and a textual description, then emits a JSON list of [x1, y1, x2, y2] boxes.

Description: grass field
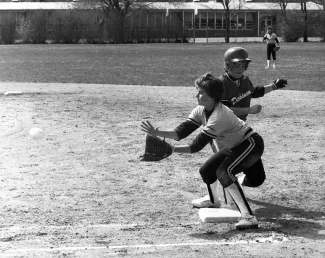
[[0, 42, 324, 91]]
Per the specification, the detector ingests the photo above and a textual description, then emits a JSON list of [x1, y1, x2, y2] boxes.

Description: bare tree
[[74, 0, 157, 43], [300, 0, 308, 42], [218, 0, 246, 43]]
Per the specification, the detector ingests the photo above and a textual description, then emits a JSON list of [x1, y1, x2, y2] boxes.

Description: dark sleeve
[[275, 37, 279, 43], [174, 120, 200, 141], [251, 86, 265, 98], [220, 75, 231, 107], [221, 99, 231, 107], [189, 132, 213, 153]]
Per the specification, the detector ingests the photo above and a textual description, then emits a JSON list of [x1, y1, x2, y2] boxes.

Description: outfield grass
[[0, 42, 324, 91]]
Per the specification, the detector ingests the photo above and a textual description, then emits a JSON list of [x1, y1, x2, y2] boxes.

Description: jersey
[[187, 103, 250, 150], [263, 33, 278, 44], [219, 73, 265, 121]]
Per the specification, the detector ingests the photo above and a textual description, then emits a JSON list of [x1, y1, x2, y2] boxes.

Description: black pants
[[267, 43, 276, 60], [242, 158, 266, 187], [199, 133, 264, 188]]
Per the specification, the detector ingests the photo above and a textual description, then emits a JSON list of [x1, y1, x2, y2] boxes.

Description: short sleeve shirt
[[220, 73, 264, 121], [187, 103, 249, 150], [264, 33, 277, 44]]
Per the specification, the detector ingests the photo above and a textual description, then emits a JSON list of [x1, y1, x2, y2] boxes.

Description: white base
[[4, 91, 23, 96], [198, 208, 241, 223]]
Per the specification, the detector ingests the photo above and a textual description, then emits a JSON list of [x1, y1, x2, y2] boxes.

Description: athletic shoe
[[273, 64, 276, 68], [237, 174, 245, 186], [235, 215, 259, 230], [191, 195, 221, 208], [265, 66, 269, 69]]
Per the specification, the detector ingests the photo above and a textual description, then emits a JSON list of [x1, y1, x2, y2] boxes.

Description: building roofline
[[0, 1, 322, 11]]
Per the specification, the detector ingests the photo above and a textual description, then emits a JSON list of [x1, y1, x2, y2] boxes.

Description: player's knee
[[215, 168, 233, 188], [243, 174, 266, 187], [198, 167, 216, 185]]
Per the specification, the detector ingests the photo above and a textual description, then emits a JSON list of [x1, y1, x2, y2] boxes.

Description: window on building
[[200, 12, 207, 30], [194, 13, 200, 30], [246, 12, 253, 30], [216, 12, 223, 29], [184, 12, 193, 29], [230, 15, 237, 30], [238, 13, 245, 30], [207, 12, 215, 29]]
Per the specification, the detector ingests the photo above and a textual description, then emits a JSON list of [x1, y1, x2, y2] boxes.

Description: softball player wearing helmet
[[263, 26, 280, 68], [141, 73, 264, 229], [192, 47, 287, 209]]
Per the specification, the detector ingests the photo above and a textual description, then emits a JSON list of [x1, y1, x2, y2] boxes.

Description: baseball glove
[[274, 46, 280, 52], [140, 134, 173, 161], [274, 79, 288, 89]]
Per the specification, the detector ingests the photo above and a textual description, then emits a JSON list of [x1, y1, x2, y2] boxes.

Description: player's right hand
[[141, 121, 159, 136], [249, 105, 262, 114]]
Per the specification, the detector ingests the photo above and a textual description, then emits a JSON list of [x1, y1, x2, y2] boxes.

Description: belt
[[244, 128, 253, 136]]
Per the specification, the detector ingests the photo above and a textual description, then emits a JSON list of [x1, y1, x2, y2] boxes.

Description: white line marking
[[1, 223, 140, 231], [2, 237, 291, 254]]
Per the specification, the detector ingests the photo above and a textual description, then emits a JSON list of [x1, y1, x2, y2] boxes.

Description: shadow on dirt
[[251, 198, 325, 240], [190, 199, 325, 241]]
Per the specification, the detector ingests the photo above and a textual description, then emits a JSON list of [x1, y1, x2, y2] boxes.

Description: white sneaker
[[235, 215, 259, 230], [237, 174, 245, 185], [191, 195, 221, 208], [273, 64, 276, 68], [265, 66, 269, 69]]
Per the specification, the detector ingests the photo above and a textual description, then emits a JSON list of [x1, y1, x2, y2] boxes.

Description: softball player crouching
[[141, 73, 264, 230], [192, 47, 287, 210]]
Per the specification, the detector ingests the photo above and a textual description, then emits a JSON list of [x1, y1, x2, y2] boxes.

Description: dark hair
[[195, 72, 224, 103], [267, 26, 273, 31]]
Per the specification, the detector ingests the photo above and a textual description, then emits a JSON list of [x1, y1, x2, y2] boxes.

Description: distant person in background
[[263, 26, 280, 69]]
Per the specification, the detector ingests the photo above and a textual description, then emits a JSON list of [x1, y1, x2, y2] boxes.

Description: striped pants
[[199, 133, 264, 188]]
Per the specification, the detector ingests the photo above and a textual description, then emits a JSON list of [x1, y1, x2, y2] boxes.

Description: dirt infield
[[0, 82, 324, 257]]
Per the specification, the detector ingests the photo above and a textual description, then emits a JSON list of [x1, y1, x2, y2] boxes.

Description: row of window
[[126, 11, 255, 31]]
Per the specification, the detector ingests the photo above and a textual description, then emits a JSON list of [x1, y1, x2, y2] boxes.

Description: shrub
[[280, 12, 305, 42]]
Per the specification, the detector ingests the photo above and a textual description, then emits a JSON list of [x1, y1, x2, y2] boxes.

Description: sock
[[207, 180, 219, 204], [225, 183, 252, 216]]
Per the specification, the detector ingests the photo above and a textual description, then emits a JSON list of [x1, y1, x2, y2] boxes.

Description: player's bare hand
[[249, 105, 262, 114], [141, 121, 159, 136]]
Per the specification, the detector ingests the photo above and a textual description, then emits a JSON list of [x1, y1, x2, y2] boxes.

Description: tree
[[300, 0, 308, 42], [75, 0, 155, 43], [218, 0, 246, 43]]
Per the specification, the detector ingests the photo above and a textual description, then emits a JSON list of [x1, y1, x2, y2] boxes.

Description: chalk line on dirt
[[1, 236, 292, 255]]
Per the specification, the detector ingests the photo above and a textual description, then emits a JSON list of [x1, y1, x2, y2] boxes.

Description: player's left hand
[[249, 104, 262, 114], [274, 79, 287, 89], [141, 121, 159, 136]]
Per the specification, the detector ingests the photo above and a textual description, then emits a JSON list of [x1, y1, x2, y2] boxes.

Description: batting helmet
[[224, 47, 251, 72], [224, 47, 251, 63]]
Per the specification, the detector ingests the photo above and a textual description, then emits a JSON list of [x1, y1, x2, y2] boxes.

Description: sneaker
[[265, 66, 269, 69], [237, 174, 245, 186], [235, 215, 259, 230], [191, 195, 221, 208], [273, 64, 276, 68]]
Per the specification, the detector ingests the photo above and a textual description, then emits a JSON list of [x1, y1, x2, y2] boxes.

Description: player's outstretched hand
[[274, 79, 287, 89], [249, 104, 262, 114], [141, 121, 159, 136]]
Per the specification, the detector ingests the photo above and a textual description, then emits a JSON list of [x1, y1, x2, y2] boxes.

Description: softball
[[29, 127, 45, 140]]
